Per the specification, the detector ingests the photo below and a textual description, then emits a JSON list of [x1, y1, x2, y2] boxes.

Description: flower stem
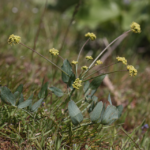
[[84, 30, 131, 75], [83, 70, 127, 82], [20, 43, 69, 76], [84, 62, 120, 79], [76, 38, 90, 77]]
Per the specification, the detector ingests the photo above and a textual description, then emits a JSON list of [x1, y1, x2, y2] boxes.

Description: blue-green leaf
[[90, 101, 103, 123], [68, 100, 83, 126], [18, 100, 32, 109], [48, 87, 64, 97], [85, 75, 106, 96], [67, 72, 75, 89], [108, 94, 112, 105], [18, 94, 24, 104], [15, 84, 23, 95], [117, 105, 123, 118], [83, 81, 90, 93], [101, 105, 118, 125], [38, 81, 48, 99], [31, 98, 44, 112], [61, 59, 72, 83], [0, 86, 16, 106], [90, 75, 106, 90]]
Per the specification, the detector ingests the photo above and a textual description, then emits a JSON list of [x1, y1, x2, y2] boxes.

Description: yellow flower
[[130, 22, 141, 33], [71, 60, 78, 65], [86, 56, 93, 60], [49, 48, 59, 56], [72, 78, 82, 90], [81, 66, 88, 70], [8, 34, 21, 45], [95, 60, 103, 66], [116, 56, 127, 65], [85, 32, 96, 40], [127, 65, 137, 76]]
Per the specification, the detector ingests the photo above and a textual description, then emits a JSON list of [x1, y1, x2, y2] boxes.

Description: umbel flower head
[[8, 34, 21, 45], [72, 78, 82, 90], [130, 22, 141, 33], [81, 66, 88, 70], [71, 60, 78, 65], [116, 56, 127, 65], [49, 48, 59, 56], [127, 65, 137, 76], [86, 56, 93, 60], [85, 32, 96, 41], [95, 60, 103, 66]]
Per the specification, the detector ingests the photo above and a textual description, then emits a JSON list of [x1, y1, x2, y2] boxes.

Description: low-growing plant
[[0, 22, 142, 149]]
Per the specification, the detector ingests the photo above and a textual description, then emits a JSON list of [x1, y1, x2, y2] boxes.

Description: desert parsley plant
[[1, 21, 141, 149]]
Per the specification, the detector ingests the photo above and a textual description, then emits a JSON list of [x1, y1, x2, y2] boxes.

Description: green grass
[[0, 0, 150, 149]]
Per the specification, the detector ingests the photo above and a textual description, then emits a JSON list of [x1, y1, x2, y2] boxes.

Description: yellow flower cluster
[[95, 60, 103, 66], [116, 56, 127, 65], [8, 34, 21, 45], [81, 66, 88, 70], [85, 32, 96, 40], [72, 78, 82, 90], [86, 56, 93, 60], [49, 48, 59, 56], [127, 65, 137, 76], [130, 22, 141, 33], [71, 60, 78, 65]]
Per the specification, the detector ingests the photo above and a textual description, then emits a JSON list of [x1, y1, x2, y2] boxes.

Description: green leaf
[[61, 59, 72, 83], [68, 100, 83, 126], [85, 75, 106, 96], [48, 87, 64, 97], [90, 101, 103, 123], [90, 75, 106, 90], [27, 94, 33, 100], [14, 91, 19, 99], [83, 81, 90, 93], [38, 81, 48, 99], [15, 84, 23, 95], [67, 72, 75, 89], [101, 105, 118, 125], [108, 94, 112, 105], [18, 94, 24, 104], [87, 96, 98, 113], [27, 94, 33, 109], [31, 98, 44, 112], [18, 100, 32, 109], [0, 86, 16, 106], [97, 103, 106, 123], [117, 105, 123, 118]]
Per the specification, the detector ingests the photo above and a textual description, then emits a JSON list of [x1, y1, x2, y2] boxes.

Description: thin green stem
[[63, 122, 93, 133], [83, 70, 127, 82], [121, 127, 142, 150], [84, 62, 120, 79], [84, 30, 131, 75], [76, 38, 90, 77], [31, 0, 48, 61], [20, 43, 69, 76], [58, 55, 64, 61]]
